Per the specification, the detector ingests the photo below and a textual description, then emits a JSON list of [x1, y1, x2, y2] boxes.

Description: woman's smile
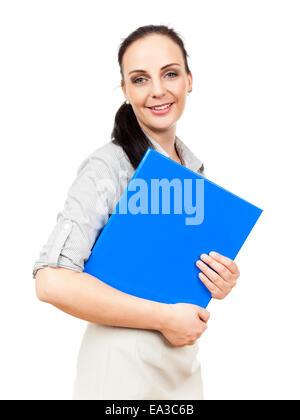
[[147, 102, 175, 115]]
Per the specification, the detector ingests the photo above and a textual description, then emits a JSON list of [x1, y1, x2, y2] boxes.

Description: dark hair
[[111, 25, 192, 169]]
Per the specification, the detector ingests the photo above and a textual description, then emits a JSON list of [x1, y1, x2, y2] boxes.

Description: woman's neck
[[142, 126, 178, 157]]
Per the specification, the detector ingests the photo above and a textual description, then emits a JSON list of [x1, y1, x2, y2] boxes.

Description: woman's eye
[[166, 71, 177, 78], [133, 77, 146, 84], [133, 72, 177, 84]]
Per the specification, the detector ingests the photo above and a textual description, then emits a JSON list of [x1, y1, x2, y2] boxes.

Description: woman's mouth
[[147, 102, 174, 115]]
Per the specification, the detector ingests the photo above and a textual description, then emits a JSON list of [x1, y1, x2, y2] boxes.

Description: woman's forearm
[[35, 267, 168, 331]]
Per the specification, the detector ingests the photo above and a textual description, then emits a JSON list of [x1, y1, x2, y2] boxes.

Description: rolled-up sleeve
[[32, 155, 116, 279]]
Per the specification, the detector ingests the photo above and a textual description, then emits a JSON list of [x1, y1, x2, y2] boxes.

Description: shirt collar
[[142, 129, 204, 173]]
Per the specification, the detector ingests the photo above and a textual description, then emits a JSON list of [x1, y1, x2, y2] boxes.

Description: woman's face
[[121, 34, 192, 136]]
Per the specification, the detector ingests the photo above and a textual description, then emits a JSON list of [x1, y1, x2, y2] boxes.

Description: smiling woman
[[33, 24, 240, 401], [112, 25, 194, 169]]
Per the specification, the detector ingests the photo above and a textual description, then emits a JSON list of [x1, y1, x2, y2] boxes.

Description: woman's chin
[[144, 115, 178, 130]]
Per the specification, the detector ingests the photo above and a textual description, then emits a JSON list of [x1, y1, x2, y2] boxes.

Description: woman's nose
[[150, 77, 167, 98]]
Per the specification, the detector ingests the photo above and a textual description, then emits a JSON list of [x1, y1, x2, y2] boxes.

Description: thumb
[[198, 307, 210, 323]]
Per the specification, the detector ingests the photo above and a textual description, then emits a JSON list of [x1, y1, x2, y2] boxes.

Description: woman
[[33, 25, 240, 400]]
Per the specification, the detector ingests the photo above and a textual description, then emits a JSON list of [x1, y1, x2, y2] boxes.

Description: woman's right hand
[[159, 303, 210, 347]]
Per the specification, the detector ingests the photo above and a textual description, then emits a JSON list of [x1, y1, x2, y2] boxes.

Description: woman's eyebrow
[[128, 63, 181, 75]]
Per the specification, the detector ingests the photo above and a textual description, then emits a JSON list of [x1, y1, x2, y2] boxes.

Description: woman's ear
[[187, 72, 193, 94], [121, 80, 126, 100]]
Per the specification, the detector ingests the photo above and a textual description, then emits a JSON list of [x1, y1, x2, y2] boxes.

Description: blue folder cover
[[83, 148, 263, 308]]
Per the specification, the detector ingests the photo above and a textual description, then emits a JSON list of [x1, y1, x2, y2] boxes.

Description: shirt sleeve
[[32, 155, 117, 279]]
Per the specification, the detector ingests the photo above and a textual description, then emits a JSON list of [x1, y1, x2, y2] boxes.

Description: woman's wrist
[[148, 300, 171, 332]]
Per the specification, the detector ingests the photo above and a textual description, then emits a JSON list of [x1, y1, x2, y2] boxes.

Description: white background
[[0, 0, 299, 400]]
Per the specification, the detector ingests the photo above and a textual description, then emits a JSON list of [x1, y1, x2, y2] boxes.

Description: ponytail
[[111, 101, 154, 169]]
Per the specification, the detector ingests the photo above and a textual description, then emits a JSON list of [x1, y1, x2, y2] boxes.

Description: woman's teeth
[[151, 103, 172, 110]]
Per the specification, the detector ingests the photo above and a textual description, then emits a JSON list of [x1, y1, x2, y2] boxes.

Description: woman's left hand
[[196, 251, 240, 300]]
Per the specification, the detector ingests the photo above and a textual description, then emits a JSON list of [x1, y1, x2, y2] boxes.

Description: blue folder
[[83, 148, 263, 308]]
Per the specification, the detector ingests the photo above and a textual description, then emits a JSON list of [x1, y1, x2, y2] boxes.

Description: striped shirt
[[32, 131, 205, 279]]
